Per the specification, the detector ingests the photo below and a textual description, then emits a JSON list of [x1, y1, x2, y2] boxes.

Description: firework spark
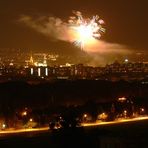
[[19, 11, 105, 52], [68, 11, 105, 50]]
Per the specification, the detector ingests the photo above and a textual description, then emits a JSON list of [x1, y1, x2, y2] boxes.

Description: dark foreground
[[0, 120, 148, 148]]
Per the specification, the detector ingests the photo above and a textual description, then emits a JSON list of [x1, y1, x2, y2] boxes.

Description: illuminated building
[[31, 68, 34, 75], [38, 68, 41, 77], [45, 67, 48, 76]]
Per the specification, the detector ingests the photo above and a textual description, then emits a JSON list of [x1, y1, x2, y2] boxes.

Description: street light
[[83, 114, 88, 123], [22, 111, 27, 116], [84, 114, 87, 118], [98, 112, 108, 121], [123, 110, 127, 118], [140, 108, 145, 115], [29, 118, 33, 122], [2, 123, 6, 129]]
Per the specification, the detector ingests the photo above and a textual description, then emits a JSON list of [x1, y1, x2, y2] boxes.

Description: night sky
[[0, 0, 148, 64]]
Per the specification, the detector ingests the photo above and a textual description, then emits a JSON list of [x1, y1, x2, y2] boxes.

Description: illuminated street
[[0, 127, 49, 135], [0, 116, 148, 136], [82, 116, 148, 127]]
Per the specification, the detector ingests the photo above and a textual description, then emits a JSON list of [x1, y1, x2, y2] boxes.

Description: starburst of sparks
[[69, 11, 105, 50]]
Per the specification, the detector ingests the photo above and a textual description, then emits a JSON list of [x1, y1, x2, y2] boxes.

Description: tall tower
[[43, 54, 47, 66], [29, 52, 34, 66]]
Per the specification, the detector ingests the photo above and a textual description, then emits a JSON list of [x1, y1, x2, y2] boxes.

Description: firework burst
[[68, 11, 105, 50]]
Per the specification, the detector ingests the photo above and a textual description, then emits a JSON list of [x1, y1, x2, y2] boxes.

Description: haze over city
[[0, 0, 148, 65]]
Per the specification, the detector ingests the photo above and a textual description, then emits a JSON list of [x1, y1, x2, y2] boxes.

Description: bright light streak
[[82, 116, 148, 127], [38, 68, 41, 76], [1, 116, 148, 135], [69, 11, 105, 50], [0, 127, 49, 135]]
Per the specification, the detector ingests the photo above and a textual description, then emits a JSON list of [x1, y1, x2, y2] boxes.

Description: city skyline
[[0, 0, 148, 64]]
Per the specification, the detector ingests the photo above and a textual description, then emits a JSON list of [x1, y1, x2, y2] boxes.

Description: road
[[82, 116, 148, 127], [0, 116, 148, 135], [0, 127, 49, 135]]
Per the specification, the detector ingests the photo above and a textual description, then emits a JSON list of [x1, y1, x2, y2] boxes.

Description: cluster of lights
[[118, 97, 127, 102]]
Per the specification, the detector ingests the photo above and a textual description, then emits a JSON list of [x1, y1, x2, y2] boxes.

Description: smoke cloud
[[19, 15, 75, 41], [19, 14, 133, 66]]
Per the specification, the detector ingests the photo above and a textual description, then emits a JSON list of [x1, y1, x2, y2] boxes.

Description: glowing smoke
[[19, 11, 132, 65], [19, 15, 72, 41], [19, 11, 105, 50]]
